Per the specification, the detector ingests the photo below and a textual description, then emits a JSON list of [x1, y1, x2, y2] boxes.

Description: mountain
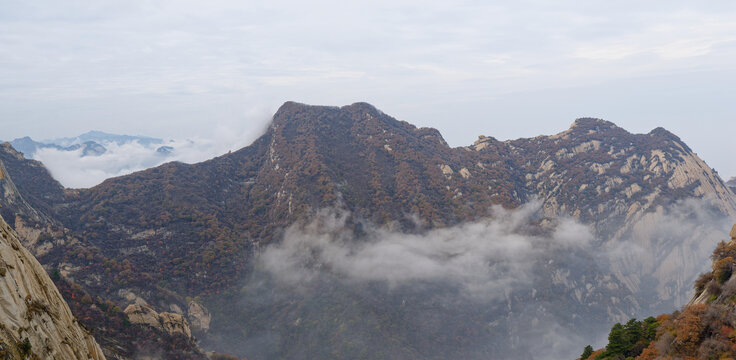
[[582, 224, 736, 359], [6, 131, 164, 159], [1, 102, 735, 359], [5, 137, 46, 158], [0, 143, 65, 226], [0, 144, 207, 359], [48, 130, 163, 148], [728, 177, 736, 194], [8, 136, 109, 158]]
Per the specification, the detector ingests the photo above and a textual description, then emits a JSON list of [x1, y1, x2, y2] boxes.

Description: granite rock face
[[0, 213, 105, 360]]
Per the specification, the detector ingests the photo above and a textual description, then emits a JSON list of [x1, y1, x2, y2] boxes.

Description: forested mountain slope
[[2, 102, 734, 359]]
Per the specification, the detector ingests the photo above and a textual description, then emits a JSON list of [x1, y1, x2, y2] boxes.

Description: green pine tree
[[581, 345, 593, 359], [606, 323, 628, 356], [624, 318, 642, 345], [643, 317, 659, 341]]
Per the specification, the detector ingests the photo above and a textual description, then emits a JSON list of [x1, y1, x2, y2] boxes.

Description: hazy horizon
[[2, 1, 736, 178]]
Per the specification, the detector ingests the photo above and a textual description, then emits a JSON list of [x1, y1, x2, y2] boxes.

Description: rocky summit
[[1, 102, 735, 359]]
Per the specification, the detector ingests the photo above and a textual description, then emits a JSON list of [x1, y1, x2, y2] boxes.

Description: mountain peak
[[271, 101, 391, 133], [341, 101, 380, 112], [569, 117, 620, 132], [274, 101, 381, 116], [648, 126, 680, 140], [80, 130, 113, 136], [1, 142, 25, 159], [275, 100, 314, 112]]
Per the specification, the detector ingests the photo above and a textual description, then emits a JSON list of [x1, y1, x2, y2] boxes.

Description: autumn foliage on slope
[[581, 236, 736, 360]]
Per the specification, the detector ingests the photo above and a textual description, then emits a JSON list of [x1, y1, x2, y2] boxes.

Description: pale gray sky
[[1, 0, 736, 178]]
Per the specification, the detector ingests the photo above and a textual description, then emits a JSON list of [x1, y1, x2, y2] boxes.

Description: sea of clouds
[[31, 115, 271, 188], [261, 202, 593, 299]]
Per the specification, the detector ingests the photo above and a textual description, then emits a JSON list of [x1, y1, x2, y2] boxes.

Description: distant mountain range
[[1, 102, 735, 359], [2, 131, 224, 189], [51, 130, 164, 147], [6, 131, 168, 158]]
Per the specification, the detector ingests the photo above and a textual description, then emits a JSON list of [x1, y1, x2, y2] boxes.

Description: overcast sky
[[1, 0, 735, 178]]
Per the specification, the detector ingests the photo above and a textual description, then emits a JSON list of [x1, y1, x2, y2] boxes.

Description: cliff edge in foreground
[[0, 205, 105, 359]]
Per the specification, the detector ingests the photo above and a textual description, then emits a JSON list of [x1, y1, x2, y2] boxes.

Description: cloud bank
[[261, 202, 593, 298], [206, 202, 603, 360], [216, 197, 735, 360]]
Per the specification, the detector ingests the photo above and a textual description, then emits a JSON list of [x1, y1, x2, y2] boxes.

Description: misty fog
[[261, 202, 593, 299], [198, 197, 732, 360]]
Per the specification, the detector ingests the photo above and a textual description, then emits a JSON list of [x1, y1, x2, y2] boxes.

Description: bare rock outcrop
[[160, 312, 191, 338], [512, 119, 736, 310], [187, 300, 211, 333], [0, 213, 105, 359], [123, 305, 162, 331], [124, 304, 193, 338]]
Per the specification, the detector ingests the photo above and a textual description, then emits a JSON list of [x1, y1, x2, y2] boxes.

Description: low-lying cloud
[[261, 201, 593, 299], [208, 202, 615, 360], [224, 196, 735, 360], [605, 197, 733, 311]]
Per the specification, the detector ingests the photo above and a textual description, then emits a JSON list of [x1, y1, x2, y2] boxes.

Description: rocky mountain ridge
[[1, 102, 735, 359]]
